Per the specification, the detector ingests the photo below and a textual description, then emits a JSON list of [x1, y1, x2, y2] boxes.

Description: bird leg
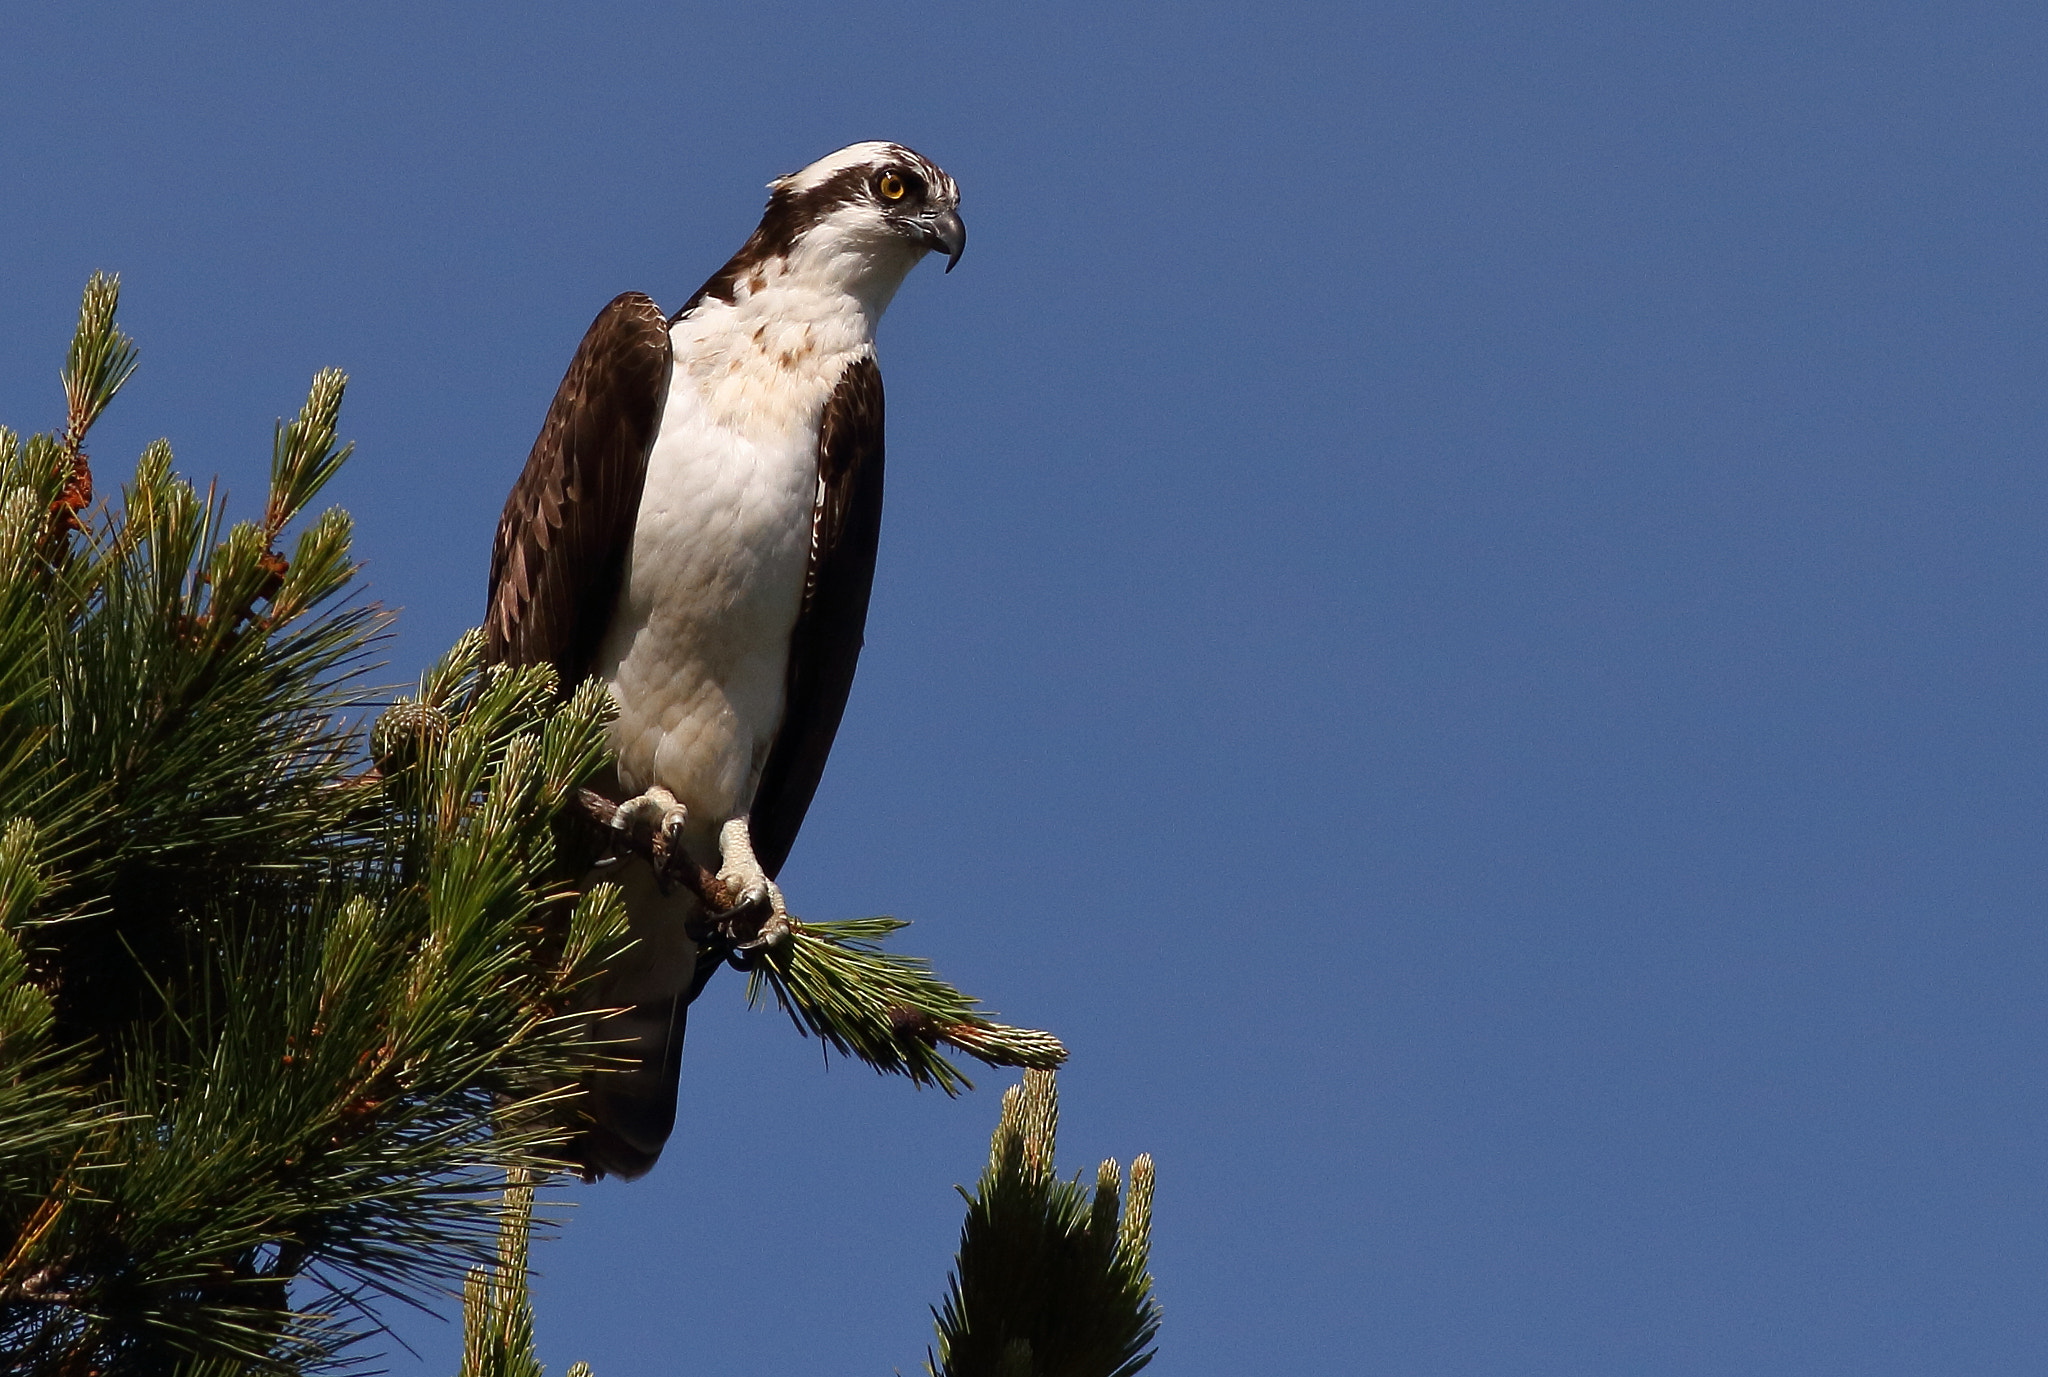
[[704, 815, 791, 967], [581, 785, 716, 899]]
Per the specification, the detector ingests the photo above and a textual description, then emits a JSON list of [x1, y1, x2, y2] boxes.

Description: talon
[[727, 913, 791, 970], [714, 877, 785, 937], [598, 787, 700, 893]]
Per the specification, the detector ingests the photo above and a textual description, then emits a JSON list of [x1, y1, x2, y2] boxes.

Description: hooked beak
[[918, 207, 967, 272]]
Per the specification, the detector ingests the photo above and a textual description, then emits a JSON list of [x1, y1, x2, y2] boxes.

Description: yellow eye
[[878, 172, 907, 201]]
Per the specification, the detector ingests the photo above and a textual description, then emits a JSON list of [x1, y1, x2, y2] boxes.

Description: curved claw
[[725, 914, 792, 970], [699, 877, 791, 968]]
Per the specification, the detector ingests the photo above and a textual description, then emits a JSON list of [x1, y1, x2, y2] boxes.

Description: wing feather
[[750, 355, 887, 877], [485, 292, 672, 689]]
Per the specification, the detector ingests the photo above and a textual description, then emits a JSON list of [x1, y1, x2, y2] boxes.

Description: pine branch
[[745, 918, 1066, 1093], [61, 272, 139, 455], [927, 1070, 1161, 1377], [455, 1173, 595, 1377], [457, 1172, 544, 1377], [266, 369, 352, 538], [47, 271, 138, 553]]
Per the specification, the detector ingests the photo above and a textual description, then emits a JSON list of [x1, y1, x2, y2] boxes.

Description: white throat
[[670, 216, 923, 437], [781, 212, 929, 319]]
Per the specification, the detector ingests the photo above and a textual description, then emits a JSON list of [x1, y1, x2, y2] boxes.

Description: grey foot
[[709, 816, 792, 967], [595, 786, 696, 891]]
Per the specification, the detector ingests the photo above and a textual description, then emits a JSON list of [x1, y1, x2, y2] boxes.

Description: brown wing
[[750, 355, 887, 878], [486, 293, 672, 690]]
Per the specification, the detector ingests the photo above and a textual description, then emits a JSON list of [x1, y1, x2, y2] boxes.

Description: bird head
[[766, 141, 966, 274], [687, 142, 967, 320]]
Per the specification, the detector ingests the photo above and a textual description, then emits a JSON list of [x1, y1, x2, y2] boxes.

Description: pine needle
[[745, 917, 1065, 1092], [927, 1070, 1161, 1377]]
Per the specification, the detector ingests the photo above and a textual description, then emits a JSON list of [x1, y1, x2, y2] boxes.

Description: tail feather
[[575, 993, 690, 1180], [567, 859, 719, 1180]]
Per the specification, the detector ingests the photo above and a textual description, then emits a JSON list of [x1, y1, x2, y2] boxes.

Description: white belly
[[594, 299, 868, 858]]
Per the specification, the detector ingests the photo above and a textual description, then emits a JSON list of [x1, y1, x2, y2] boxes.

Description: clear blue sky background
[[4, 3, 2045, 1373]]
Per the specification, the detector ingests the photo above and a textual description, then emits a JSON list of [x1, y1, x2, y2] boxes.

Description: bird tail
[[566, 860, 720, 1180], [573, 992, 691, 1180]]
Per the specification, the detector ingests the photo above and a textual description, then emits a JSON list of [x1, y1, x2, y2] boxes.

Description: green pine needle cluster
[[746, 918, 1066, 1093], [454, 1173, 592, 1377], [0, 277, 629, 1373], [927, 1070, 1160, 1377]]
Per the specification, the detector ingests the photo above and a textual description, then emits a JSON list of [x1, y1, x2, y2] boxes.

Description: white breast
[[594, 271, 877, 856]]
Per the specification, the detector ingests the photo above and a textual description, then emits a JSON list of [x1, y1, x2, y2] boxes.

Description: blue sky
[[5, 3, 2046, 1372]]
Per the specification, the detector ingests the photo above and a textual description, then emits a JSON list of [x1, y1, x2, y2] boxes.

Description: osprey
[[484, 142, 965, 1178]]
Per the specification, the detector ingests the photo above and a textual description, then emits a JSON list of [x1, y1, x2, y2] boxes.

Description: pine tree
[[0, 277, 1147, 1376], [0, 275, 635, 1373]]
